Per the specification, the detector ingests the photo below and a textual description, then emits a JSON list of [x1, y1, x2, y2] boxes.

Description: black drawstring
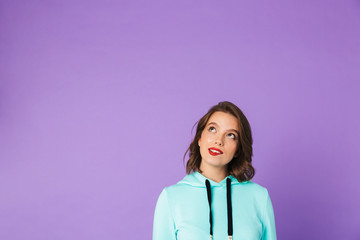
[[205, 180, 213, 238], [226, 178, 233, 239], [205, 178, 233, 240]]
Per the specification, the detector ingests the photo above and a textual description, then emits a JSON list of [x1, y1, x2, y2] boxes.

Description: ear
[[198, 137, 201, 147]]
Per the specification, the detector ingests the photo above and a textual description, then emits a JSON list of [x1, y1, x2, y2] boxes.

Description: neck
[[199, 165, 229, 183]]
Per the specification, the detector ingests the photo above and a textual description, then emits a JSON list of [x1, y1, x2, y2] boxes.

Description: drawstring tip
[[228, 236, 233, 240], [210, 234, 213, 240]]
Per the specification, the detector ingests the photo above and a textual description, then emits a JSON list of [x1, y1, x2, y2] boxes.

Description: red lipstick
[[208, 147, 223, 156]]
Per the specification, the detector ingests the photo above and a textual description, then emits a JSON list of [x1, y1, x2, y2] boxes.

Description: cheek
[[204, 132, 215, 143], [200, 132, 212, 144], [226, 141, 238, 153]]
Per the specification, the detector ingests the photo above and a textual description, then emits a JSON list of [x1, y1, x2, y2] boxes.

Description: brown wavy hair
[[183, 101, 255, 182]]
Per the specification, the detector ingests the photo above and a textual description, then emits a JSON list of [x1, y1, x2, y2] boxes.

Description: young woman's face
[[198, 111, 239, 171]]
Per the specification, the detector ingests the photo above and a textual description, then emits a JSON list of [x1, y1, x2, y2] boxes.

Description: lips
[[208, 147, 223, 156]]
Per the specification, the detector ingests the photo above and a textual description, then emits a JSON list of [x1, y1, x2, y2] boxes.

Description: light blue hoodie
[[153, 171, 277, 240]]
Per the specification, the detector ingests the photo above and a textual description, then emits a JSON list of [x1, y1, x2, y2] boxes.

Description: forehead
[[207, 111, 239, 131]]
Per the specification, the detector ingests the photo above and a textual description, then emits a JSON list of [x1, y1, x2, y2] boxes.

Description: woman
[[153, 101, 277, 240]]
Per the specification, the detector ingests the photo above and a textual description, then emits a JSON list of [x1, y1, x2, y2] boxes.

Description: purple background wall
[[1, 0, 359, 239]]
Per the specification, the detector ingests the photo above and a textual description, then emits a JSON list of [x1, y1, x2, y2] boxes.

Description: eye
[[227, 133, 237, 139], [208, 126, 216, 132]]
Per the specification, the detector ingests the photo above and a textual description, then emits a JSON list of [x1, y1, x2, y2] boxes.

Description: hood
[[176, 170, 247, 239], [178, 170, 249, 188]]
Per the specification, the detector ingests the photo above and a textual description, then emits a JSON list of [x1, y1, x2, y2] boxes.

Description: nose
[[215, 136, 224, 146]]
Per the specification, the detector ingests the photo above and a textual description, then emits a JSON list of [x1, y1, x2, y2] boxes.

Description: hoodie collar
[[193, 171, 237, 187]]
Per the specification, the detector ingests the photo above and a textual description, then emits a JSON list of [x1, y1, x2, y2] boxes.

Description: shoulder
[[241, 180, 268, 191], [157, 175, 201, 202], [234, 180, 270, 200], [160, 181, 190, 197]]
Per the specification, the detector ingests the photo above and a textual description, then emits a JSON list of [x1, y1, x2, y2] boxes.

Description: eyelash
[[208, 126, 237, 140], [228, 133, 237, 139]]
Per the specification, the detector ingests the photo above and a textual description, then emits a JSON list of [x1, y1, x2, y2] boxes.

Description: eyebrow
[[207, 122, 239, 134]]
